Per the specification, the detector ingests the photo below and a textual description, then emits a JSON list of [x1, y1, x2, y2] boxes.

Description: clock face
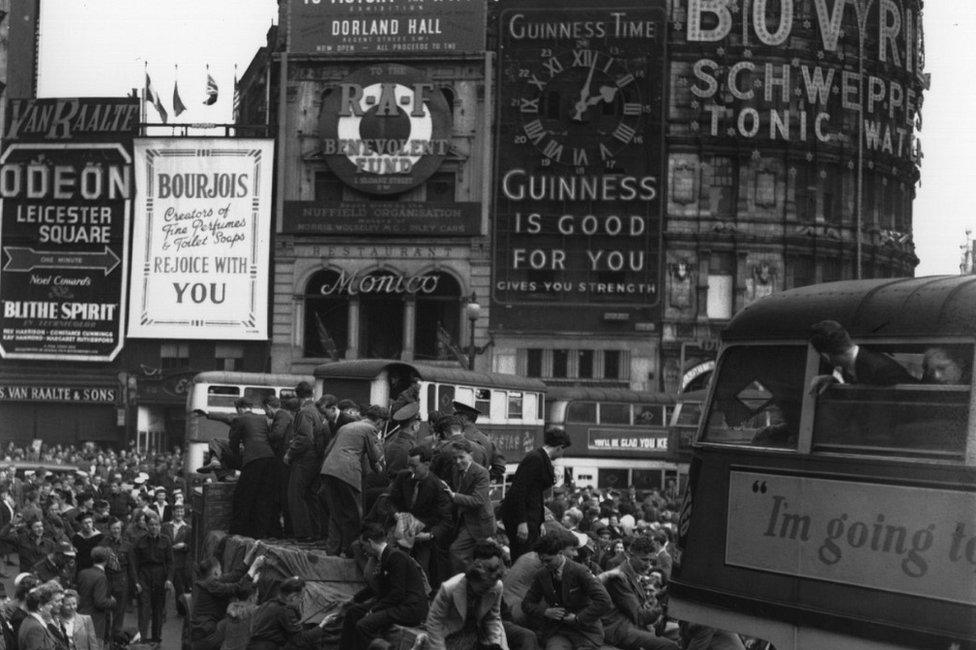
[[513, 48, 649, 172]]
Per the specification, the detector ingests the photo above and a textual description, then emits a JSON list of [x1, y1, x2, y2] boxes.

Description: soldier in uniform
[[102, 517, 135, 639], [131, 516, 173, 643], [453, 401, 506, 482]]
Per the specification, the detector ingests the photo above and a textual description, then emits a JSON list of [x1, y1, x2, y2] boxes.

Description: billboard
[[0, 98, 138, 361], [282, 201, 480, 236], [128, 139, 273, 340], [492, 3, 666, 317], [289, 0, 486, 56], [726, 470, 976, 606]]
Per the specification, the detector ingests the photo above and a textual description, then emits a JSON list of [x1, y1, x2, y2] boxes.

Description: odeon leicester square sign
[[319, 63, 452, 195]]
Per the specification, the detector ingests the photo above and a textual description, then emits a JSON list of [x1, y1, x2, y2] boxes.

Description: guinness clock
[[513, 47, 649, 171]]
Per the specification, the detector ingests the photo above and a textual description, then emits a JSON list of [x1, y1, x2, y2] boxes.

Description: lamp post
[[465, 293, 482, 370], [463, 292, 494, 370]]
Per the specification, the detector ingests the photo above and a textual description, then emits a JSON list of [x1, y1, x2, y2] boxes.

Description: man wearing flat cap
[[501, 427, 572, 561], [452, 401, 506, 482]]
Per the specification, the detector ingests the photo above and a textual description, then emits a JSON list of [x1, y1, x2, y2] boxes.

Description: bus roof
[[724, 276, 976, 342], [545, 386, 675, 405], [312, 359, 547, 393], [191, 371, 314, 386]]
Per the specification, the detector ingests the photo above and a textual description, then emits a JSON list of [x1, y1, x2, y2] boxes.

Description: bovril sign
[[319, 63, 452, 195]]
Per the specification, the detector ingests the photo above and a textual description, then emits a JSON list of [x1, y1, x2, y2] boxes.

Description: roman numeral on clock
[[523, 119, 546, 145], [542, 139, 564, 162], [615, 73, 635, 88], [622, 102, 642, 116], [520, 97, 539, 114], [612, 123, 637, 143], [544, 57, 564, 77], [573, 148, 589, 166], [572, 49, 595, 67]]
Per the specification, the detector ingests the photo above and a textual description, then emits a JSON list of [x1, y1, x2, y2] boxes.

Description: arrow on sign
[[3, 246, 120, 275]]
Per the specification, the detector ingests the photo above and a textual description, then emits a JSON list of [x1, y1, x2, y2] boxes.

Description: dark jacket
[[229, 413, 276, 467], [190, 572, 253, 642], [285, 401, 326, 462], [462, 424, 506, 481], [846, 348, 914, 385], [598, 560, 662, 629], [450, 462, 495, 540], [522, 558, 614, 647], [267, 409, 293, 458], [131, 533, 173, 582], [352, 545, 429, 617], [17, 615, 58, 650], [387, 470, 454, 543], [500, 447, 554, 527], [245, 597, 325, 649], [76, 566, 114, 641]]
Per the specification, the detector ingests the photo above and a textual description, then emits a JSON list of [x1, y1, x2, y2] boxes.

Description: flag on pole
[[144, 73, 168, 123], [313, 312, 339, 361], [204, 66, 218, 106], [232, 64, 240, 120], [172, 67, 187, 117]]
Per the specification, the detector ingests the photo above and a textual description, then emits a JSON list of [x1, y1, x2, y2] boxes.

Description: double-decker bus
[[546, 387, 683, 490], [313, 359, 547, 469], [669, 277, 976, 649], [184, 371, 312, 477]]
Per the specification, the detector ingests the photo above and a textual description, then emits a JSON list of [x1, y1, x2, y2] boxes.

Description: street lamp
[[464, 292, 493, 370]]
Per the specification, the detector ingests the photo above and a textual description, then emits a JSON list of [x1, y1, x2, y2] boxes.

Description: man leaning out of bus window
[[808, 320, 913, 395]]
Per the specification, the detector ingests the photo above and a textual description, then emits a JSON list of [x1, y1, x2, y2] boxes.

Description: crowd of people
[[188, 381, 751, 650], [0, 443, 190, 650]]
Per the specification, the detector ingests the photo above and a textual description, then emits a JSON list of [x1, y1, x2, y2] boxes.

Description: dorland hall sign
[[320, 64, 452, 195]]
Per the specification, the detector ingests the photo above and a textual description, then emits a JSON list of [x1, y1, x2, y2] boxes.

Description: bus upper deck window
[[567, 401, 596, 423], [703, 345, 807, 448], [475, 389, 491, 415], [207, 385, 240, 409], [812, 343, 972, 459], [601, 403, 630, 425], [507, 392, 523, 419], [636, 406, 658, 425]]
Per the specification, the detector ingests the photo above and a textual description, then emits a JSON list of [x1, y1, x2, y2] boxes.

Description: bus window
[[437, 384, 455, 412], [524, 393, 538, 422], [279, 388, 297, 399], [703, 345, 806, 448], [600, 402, 630, 425], [207, 386, 239, 408], [426, 384, 436, 412], [475, 388, 491, 415], [635, 405, 659, 425], [244, 386, 276, 405], [507, 392, 523, 419], [566, 401, 596, 423]]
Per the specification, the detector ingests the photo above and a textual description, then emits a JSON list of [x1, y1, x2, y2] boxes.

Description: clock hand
[[584, 85, 617, 107], [572, 56, 599, 121]]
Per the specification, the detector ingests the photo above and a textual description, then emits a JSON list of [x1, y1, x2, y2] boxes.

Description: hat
[[154, 487, 167, 494], [134, 472, 149, 485], [391, 402, 421, 424], [596, 525, 612, 537], [14, 572, 32, 586], [543, 427, 572, 448], [452, 400, 481, 418], [57, 541, 76, 556]]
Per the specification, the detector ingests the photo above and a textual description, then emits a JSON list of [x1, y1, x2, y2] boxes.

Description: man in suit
[[453, 401, 506, 481], [131, 515, 173, 643], [338, 522, 429, 650], [319, 406, 382, 556], [388, 445, 454, 591], [200, 397, 281, 538], [809, 320, 913, 390], [283, 384, 329, 541], [75, 546, 115, 645], [598, 536, 678, 650], [18, 586, 59, 650], [162, 503, 191, 614], [501, 427, 572, 561], [522, 534, 614, 650], [444, 439, 496, 574], [264, 395, 293, 536], [424, 540, 508, 650]]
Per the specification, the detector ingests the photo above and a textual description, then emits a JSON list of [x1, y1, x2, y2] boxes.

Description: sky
[[34, 1, 976, 276]]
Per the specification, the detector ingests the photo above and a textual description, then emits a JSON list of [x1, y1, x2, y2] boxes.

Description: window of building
[[604, 350, 621, 380], [414, 272, 462, 361], [527, 349, 543, 377], [578, 350, 594, 379], [789, 255, 816, 288], [426, 171, 455, 202], [707, 252, 735, 320], [552, 349, 569, 378], [304, 269, 350, 359], [215, 344, 243, 371], [160, 343, 189, 370]]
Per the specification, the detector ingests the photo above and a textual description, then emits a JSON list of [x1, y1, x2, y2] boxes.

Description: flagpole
[[141, 61, 147, 129]]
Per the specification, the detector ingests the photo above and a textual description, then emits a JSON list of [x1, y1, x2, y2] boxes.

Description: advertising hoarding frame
[[128, 137, 274, 341], [0, 142, 132, 362]]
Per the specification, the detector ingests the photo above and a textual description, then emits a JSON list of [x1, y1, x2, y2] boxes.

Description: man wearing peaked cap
[[452, 400, 506, 482], [31, 540, 76, 586], [384, 402, 422, 479]]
